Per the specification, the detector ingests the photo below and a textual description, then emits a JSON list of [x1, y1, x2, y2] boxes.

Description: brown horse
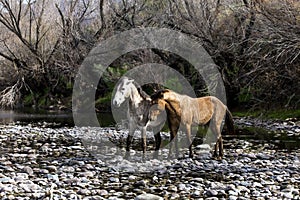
[[149, 89, 235, 159]]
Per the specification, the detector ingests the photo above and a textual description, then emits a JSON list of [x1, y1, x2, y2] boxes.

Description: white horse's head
[[113, 77, 135, 107]]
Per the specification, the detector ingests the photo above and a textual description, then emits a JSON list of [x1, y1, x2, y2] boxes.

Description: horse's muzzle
[[113, 100, 120, 107]]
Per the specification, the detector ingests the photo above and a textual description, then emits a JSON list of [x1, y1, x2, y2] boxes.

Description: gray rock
[[170, 193, 180, 200], [206, 189, 218, 197], [282, 192, 293, 199], [22, 166, 34, 176], [128, 175, 137, 182], [0, 177, 14, 184], [178, 183, 186, 191], [134, 180, 147, 187], [47, 174, 59, 182], [109, 177, 120, 183], [78, 189, 91, 196], [98, 189, 108, 196], [80, 171, 94, 178], [167, 185, 177, 192], [135, 193, 163, 200], [228, 196, 238, 200]]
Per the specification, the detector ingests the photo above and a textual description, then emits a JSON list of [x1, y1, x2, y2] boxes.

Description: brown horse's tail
[[225, 108, 235, 135]]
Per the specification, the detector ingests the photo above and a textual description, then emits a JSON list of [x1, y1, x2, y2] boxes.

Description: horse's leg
[[168, 123, 179, 159], [168, 130, 175, 159], [125, 135, 132, 159], [218, 136, 223, 159], [210, 124, 219, 158], [153, 132, 161, 159], [185, 124, 193, 158], [211, 123, 223, 159], [175, 130, 179, 158], [141, 126, 147, 160], [125, 122, 135, 159], [216, 121, 224, 159]]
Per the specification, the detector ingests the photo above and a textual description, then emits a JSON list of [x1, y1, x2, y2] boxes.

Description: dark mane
[[151, 89, 181, 119], [132, 80, 150, 100], [137, 87, 150, 100], [150, 89, 169, 100]]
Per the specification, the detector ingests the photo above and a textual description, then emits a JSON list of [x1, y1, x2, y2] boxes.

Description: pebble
[[206, 189, 218, 196], [0, 120, 299, 199], [109, 177, 120, 183], [22, 166, 34, 176], [135, 194, 163, 200]]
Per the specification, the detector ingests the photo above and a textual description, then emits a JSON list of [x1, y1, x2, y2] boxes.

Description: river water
[[0, 109, 115, 127], [1, 109, 299, 151]]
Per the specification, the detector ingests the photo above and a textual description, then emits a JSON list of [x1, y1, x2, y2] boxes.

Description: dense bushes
[[0, 0, 299, 110]]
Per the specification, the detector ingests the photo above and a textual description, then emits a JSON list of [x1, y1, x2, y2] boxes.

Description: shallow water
[[0, 109, 115, 127], [0, 109, 299, 151]]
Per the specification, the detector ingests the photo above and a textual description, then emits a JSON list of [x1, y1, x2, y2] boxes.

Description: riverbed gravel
[[0, 119, 299, 199]]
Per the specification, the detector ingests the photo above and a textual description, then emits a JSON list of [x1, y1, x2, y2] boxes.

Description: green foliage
[[23, 94, 34, 106], [66, 81, 73, 90], [165, 77, 183, 93], [96, 92, 112, 106], [38, 97, 47, 107], [238, 86, 252, 104]]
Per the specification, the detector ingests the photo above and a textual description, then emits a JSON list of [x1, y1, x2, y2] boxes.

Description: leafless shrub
[[0, 77, 29, 108]]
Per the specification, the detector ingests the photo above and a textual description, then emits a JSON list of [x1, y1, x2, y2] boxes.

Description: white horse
[[113, 77, 164, 159]]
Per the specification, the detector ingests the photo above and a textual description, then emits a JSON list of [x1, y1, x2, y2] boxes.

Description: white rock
[[135, 193, 163, 200]]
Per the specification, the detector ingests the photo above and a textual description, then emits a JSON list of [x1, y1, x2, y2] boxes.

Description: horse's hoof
[[212, 156, 223, 160], [213, 152, 218, 158], [217, 156, 223, 160]]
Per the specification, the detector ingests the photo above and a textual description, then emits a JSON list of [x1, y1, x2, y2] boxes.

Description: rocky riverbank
[[0, 119, 299, 199]]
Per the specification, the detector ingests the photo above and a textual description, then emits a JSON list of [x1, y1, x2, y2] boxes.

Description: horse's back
[[176, 94, 214, 125]]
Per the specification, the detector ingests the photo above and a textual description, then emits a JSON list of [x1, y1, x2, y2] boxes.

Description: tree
[[0, 0, 103, 108]]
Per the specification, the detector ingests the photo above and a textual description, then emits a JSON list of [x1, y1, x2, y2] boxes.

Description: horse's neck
[[129, 84, 144, 107], [165, 99, 181, 116], [128, 84, 151, 126]]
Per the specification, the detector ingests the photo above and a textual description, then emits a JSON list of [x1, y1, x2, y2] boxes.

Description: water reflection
[[0, 109, 115, 127]]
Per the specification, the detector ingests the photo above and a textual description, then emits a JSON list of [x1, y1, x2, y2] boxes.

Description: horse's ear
[[126, 78, 134, 85], [158, 90, 164, 98]]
